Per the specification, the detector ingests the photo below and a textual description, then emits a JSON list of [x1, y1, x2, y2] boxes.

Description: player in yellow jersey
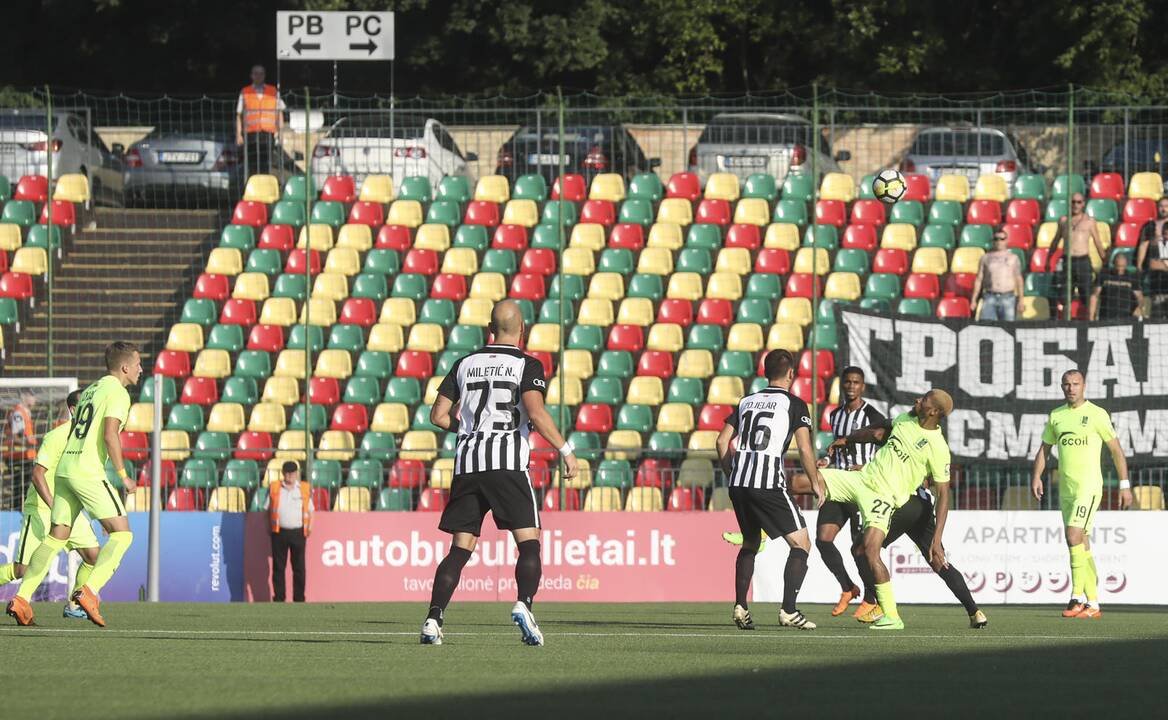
[[6, 342, 140, 627], [0, 390, 100, 619], [1031, 369, 1131, 619]]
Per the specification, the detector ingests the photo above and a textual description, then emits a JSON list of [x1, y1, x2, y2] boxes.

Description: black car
[[494, 125, 661, 182], [1092, 139, 1168, 177]]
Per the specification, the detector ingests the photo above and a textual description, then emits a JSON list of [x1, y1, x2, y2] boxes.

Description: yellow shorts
[[1060, 490, 1102, 534], [821, 468, 897, 534], [50, 474, 127, 526], [15, 508, 100, 565]]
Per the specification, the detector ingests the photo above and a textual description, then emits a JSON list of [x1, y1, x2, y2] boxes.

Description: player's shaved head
[[490, 300, 524, 341], [1062, 369, 1085, 383], [928, 389, 954, 417]]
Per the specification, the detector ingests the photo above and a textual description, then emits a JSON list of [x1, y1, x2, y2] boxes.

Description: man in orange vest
[[263, 461, 312, 602], [4, 391, 38, 508], [235, 65, 286, 177]]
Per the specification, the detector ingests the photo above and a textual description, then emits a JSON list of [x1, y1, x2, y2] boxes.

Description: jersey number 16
[[739, 410, 774, 451]]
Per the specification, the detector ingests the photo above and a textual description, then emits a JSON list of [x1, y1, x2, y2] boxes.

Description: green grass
[[1, 602, 1166, 719]]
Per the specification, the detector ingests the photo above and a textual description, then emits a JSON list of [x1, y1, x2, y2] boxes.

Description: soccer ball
[[872, 169, 907, 204]]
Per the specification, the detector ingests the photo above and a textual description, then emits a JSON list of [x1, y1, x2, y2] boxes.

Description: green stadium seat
[[538, 299, 575, 324], [234, 350, 272, 379], [398, 176, 432, 203], [355, 350, 392, 379], [617, 404, 653, 433], [959, 225, 993, 251], [648, 431, 683, 457], [586, 377, 625, 405], [889, 200, 924, 226], [595, 460, 634, 489], [833, 248, 869, 274], [222, 459, 260, 489], [282, 175, 309, 202], [1013, 174, 1047, 201], [897, 298, 934, 316], [858, 174, 877, 200], [1045, 199, 1069, 222], [328, 324, 366, 352], [359, 432, 398, 461], [377, 487, 413, 511], [598, 248, 635, 275], [667, 377, 705, 406], [440, 432, 458, 458], [1086, 198, 1119, 225], [1, 200, 36, 227], [246, 249, 284, 276], [598, 351, 634, 379], [180, 459, 218, 489], [676, 248, 712, 275], [818, 298, 850, 325], [773, 199, 809, 225], [270, 200, 307, 228], [180, 298, 218, 327], [250, 486, 270, 512], [859, 297, 890, 313], [364, 249, 402, 275], [343, 376, 381, 405], [530, 224, 565, 250], [542, 200, 579, 227], [351, 273, 388, 302], [453, 224, 489, 251], [385, 377, 422, 405], [310, 201, 346, 229], [810, 322, 838, 351], [687, 324, 724, 352], [717, 351, 755, 378], [222, 376, 258, 404], [419, 299, 457, 327], [735, 298, 773, 324], [206, 324, 245, 352], [686, 224, 722, 250], [816, 431, 835, 455], [628, 173, 665, 203], [435, 350, 468, 376], [412, 405, 440, 432], [167, 404, 205, 432], [865, 273, 901, 302], [311, 460, 343, 490], [287, 325, 324, 353], [139, 376, 177, 404], [392, 273, 429, 301], [437, 176, 472, 203], [743, 173, 778, 202], [447, 325, 484, 352], [288, 404, 328, 432], [194, 431, 232, 461], [619, 199, 654, 227], [626, 273, 664, 301], [0, 297, 17, 325], [1025, 273, 1052, 297], [548, 273, 586, 302], [804, 225, 838, 250], [347, 458, 385, 489], [481, 249, 518, 275], [513, 174, 549, 202], [272, 273, 308, 300], [745, 274, 783, 300], [514, 299, 535, 326], [919, 225, 956, 250], [928, 201, 962, 227], [569, 431, 601, 461], [781, 174, 814, 202], [426, 200, 462, 227], [25, 224, 62, 250], [1052, 174, 1086, 199], [0, 176, 10, 202], [568, 325, 605, 352]]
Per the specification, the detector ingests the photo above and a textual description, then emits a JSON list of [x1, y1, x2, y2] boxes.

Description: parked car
[[122, 125, 244, 207], [1091, 139, 1168, 181], [495, 125, 661, 183], [311, 113, 476, 190], [0, 109, 124, 205], [688, 113, 848, 183], [900, 126, 1032, 190]]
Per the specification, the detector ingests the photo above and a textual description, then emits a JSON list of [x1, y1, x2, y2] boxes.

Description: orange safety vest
[[2, 404, 36, 461], [241, 84, 280, 134], [269, 479, 312, 537]]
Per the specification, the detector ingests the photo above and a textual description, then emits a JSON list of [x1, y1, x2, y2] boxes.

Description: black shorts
[[883, 491, 936, 551], [729, 486, 806, 541], [817, 499, 862, 541], [438, 470, 540, 536]]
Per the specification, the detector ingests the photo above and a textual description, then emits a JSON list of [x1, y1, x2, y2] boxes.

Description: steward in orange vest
[[266, 460, 312, 602], [235, 65, 285, 176]]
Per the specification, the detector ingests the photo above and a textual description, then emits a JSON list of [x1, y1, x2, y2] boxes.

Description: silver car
[[901, 126, 1032, 190], [123, 126, 244, 207], [688, 112, 848, 183], [0, 109, 124, 205]]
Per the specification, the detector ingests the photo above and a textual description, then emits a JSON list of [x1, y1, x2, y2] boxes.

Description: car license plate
[[724, 156, 767, 168], [938, 166, 979, 180], [528, 153, 567, 165], [158, 151, 202, 164]]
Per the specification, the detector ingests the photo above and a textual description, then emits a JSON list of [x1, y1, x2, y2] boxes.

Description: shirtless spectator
[[1047, 192, 1107, 313], [971, 229, 1023, 321]]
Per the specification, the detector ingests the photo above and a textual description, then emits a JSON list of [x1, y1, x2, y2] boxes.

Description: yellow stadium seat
[[333, 487, 371, 512], [578, 298, 614, 326], [324, 248, 361, 277], [726, 323, 763, 352], [440, 247, 478, 276], [626, 486, 663, 512], [53, 173, 90, 203], [679, 458, 716, 487], [474, 174, 510, 203], [656, 403, 694, 433], [414, 223, 451, 252], [554, 458, 592, 490], [311, 272, 349, 301], [912, 247, 949, 275], [527, 323, 561, 352], [1001, 486, 1041, 510], [584, 487, 622, 512], [10, 247, 45, 275], [935, 174, 971, 202], [315, 348, 353, 378], [1133, 485, 1165, 510], [819, 172, 856, 203], [320, 430, 357, 461], [368, 323, 405, 352], [677, 349, 714, 379], [1095, 221, 1112, 248], [379, 298, 417, 326], [1128, 172, 1164, 201], [777, 297, 813, 327], [637, 247, 674, 275], [243, 174, 280, 203], [587, 272, 625, 301], [387, 200, 423, 228], [973, 174, 1009, 202], [207, 403, 245, 433], [708, 486, 732, 511], [708, 376, 744, 405], [263, 459, 287, 486], [123, 487, 150, 512], [950, 247, 985, 275], [160, 430, 190, 461], [276, 431, 315, 461], [829, 377, 841, 405], [126, 403, 155, 433], [647, 222, 683, 250], [259, 297, 297, 326], [359, 174, 394, 203], [569, 223, 606, 251], [297, 224, 334, 252], [299, 297, 337, 326], [371, 403, 410, 433], [824, 271, 862, 301], [166, 323, 204, 353], [546, 376, 583, 405], [458, 298, 492, 326], [193, 349, 232, 379], [687, 431, 719, 456], [715, 247, 752, 275], [793, 247, 831, 275], [0, 225, 21, 252], [502, 199, 539, 227], [561, 350, 594, 380], [206, 247, 242, 276], [430, 458, 455, 489], [626, 376, 664, 405], [764, 223, 800, 250], [562, 247, 596, 275], [767, 322, 805, 352], [469, 272, 506, 301], [424, 376, 445, 405], [275, 349, 309, 379], [706, 272, 742, 300], [646, 323, 684, 352], [704, 172, 741, 201], [657, 198, 693, 225], [666, 272, 704, 301], [881, 223, 917, 251], [1035, 221, 1058, 249], [261, 377, 300, 406], [232, 272, 270, 301], [733, 197, 770, 226], [616, 297, 654, 326], [248, 402, 287, 433], [605, 430, 642, 461], [407, 323, 445, 353], [590, 173, 626, 202], [1020, 296, 1050, 320]]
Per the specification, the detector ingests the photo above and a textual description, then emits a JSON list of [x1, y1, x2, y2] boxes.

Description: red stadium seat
[[666, 173, 701, 202], [528, 351, 553, 379], [308, 377, 340, 405], [1114, 221, 1145, 248], [0, 272, 33, 299], [348, 201, 385, 227], [40, 200, 75, 226], [284, 249, 321, 275], [492, 224, 529, 251], [1003, 223, 1033, 250], [233, 201, 268, 227], [576, 404, 614, 433], [521, 248, 557, 275], [509, 273, 546, 301], [418, 487, 449, 512], [790, 377, 826, 404], [820, 404, 837, 432], [15, 175, 48, 202], [331, 403, 369, 433], [754, 248, 790, 274], [798, 350, 835, 380], [235, 431, 273, 461], [194, 273, 230, 301], [902, 173, 931, 202], [958, 486, 998, 510], [530, 433, 557, 462], [607, 324, 644, 352], [430, 273, 468, 301], [966, 200, 1002, 226], [656, 299, 694, 327], [154, 350, 191, 378], [1006, 199, 1040, 227], [668, 487, 702, 511], [698, 404, 734, 431], [581, 200, 616, 226], [609, 223, 645, 250], [395, 351, 434, 379], [1090, 172, 1125, 202], [814, 200, 846, 228], [937, 297, 971, 318], [943, 273, 976, 299], [0, 253, 8, 273], [181, 376, 219, 405], [1124, 198, 1157, 225], [784, 273, 822, 299], [340, 298, 376, 326], [464, 200, 500, 226], [850, 199, 886, 226], [1030, 248, 1062, 273], [247, 324, 285, 352], [725, 224, 761, 249], [120, 432, 150, 461], [528, 458, 551, 489], [219, 298, 257, 326], [903, 273, 940, 300], [696, 199, 731, 226], [637, 351, 675, 378], [167, 488, 203, 511], [403, 249, 439, 275], [138, 460, 177, 488], [696, 299, 733, 326], [873, 248, 909, 275], [635, 458, 671, 488], [551, 174, 587, 202], [321, 175, 356, 203], [375, 225, 411, 251], [311, 487, 331, 512], [542, 488, 580, 511], [259, 224, 295, 251], [842, 224, 878, 251], [390, 459, 427, 488]]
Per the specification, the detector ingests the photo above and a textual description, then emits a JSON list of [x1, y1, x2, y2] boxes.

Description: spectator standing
[[1137, 221, 1168, 319], [235, 65, 285, 177], [1048, 193, 1107, 314], [1153, 197, 1168, 237], [972, 229, 1023, 321], [1090, 253, 1143, 320], [264, 461, 312, 602]]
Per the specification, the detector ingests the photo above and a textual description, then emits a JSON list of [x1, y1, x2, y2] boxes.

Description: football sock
[[427, 546, 472, 623], [17, 535, 66, 601], [734, 547, 756, 608], [87, 531, 133, 594], [0, 563, 14, 585], [1084, 550, 1099, 605], [854, 552, 878, 604], [515, 540, 541, 610], [1069, 544, 1088, 598], [72, 562, 95, 597], [782, 548, 809, 614], [874, 582, 899, 620], [815, 538, 856, 593], [936, 562, 978, 615]]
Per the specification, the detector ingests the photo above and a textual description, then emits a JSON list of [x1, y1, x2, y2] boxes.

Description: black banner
[[837, 309, 1168, 463]]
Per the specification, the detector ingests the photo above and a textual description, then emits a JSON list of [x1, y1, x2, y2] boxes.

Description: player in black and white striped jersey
[[716, 350, 824, 631], [420, 300, 578, 647]]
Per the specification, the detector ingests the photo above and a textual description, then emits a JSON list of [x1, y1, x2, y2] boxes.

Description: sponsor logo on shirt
[[915, 438, 929, 450], [1059, 432, 1089, 446], [532, 377, 546, 388]]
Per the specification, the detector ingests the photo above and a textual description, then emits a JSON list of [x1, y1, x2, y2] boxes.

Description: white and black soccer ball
[[872, 169, 907, 204]]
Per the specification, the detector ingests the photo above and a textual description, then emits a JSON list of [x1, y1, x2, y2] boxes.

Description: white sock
[[1071, 594, 1085, 603]]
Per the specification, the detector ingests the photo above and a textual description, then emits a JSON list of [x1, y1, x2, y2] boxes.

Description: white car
[[311, 114, 477, 190], [688, 112, 848, 184], [900, 126, 1033, 190], [0, 109, 124, 205]]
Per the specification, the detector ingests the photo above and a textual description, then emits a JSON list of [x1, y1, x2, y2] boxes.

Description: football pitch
[[1, 602, 1165, 719]]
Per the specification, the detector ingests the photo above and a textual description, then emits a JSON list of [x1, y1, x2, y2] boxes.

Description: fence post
[[45, 86, 54, 378], [810, 83, 819, 423], [148, 374, 163, 601], [1123, 107, 1130, 183], [557, 87, 566, 509], [1065, 84, 1074, 321], [304, 88, 314, 484]]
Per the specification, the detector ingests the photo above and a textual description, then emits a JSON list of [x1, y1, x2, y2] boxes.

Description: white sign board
[[277, 11, 394, 61]]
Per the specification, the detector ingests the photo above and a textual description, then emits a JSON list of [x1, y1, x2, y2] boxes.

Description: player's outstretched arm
[[1031, 442, 1051, 500], [30, 463, 53, 507], [1107, 437, 1133, 509], [792, 426, 824, 507], [715, 424, 736, 475], [104, 416, 134, 492], [522, 390, 577, 479]]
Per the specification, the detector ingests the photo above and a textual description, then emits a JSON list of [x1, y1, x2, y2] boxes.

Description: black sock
[[816, 538, 856, 593], [515, 540, 541, 609], [427, 546, 473, 624], [854, 551, 877, 604], [735, 547, 756, 608], [782, 548, 809, 614], [937, 563, 979, 615]]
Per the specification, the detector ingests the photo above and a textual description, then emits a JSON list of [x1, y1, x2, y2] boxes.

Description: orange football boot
[[72, 585, 105, 627], [831, 586, 860, 617]]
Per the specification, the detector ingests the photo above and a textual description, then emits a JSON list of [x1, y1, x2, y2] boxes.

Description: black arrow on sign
[[349, 40, 377, 55], [293, 38, 320, 54]]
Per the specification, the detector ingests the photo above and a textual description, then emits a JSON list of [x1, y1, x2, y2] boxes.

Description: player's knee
[[816, 525, 839, 544]]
